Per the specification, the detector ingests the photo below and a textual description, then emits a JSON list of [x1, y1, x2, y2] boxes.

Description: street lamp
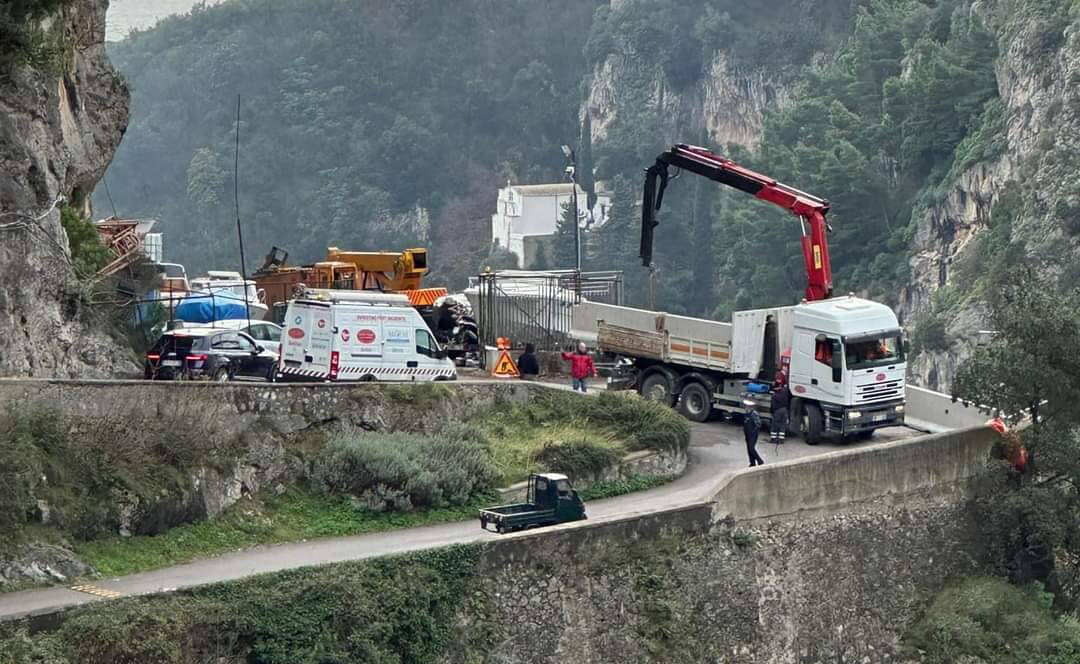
[[561, 144, 581, 298]]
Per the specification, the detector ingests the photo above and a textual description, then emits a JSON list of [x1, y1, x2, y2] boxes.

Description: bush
[[537, 439, 621, 477], [314, 425, 498, 511], [902, 577, 1080, 663], [530, 390, 691, 454]]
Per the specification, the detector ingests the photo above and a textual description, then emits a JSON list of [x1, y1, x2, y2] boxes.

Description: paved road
[[0, 413, 919, 621]]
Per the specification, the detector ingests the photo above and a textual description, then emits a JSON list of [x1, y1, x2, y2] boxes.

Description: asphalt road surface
[[0, 411, 919, 621]]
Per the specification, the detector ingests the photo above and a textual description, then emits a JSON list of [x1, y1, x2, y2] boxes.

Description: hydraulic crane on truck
[[641, 143, 835, 302]]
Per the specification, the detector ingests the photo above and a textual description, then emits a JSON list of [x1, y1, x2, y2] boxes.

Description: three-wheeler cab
[[479, 473, 586, 534]]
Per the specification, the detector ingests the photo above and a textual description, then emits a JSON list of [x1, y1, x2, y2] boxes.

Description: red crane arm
[[641, 144, 834, 301]]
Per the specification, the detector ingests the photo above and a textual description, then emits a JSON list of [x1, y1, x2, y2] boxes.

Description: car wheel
[[640, 371, 673, 406], [213, 368, 230, 383], [677, 381, 712, 422]]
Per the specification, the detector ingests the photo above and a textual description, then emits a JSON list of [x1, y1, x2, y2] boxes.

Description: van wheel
[[213, 368, 230, 383], [678, 382, 712, 422], [803, 404, 823, 445], [360, 374, 376, 382], [640, 371, 673, 406]]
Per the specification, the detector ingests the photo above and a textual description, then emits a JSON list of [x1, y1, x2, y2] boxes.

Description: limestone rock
[[0, 0, 134, 378]]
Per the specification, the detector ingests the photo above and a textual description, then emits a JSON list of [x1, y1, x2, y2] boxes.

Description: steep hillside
[[97, 0, 602, 286], [0, 0, 134, 377]]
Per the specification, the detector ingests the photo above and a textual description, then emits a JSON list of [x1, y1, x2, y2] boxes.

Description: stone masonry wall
[[449, 490, 989, 664]]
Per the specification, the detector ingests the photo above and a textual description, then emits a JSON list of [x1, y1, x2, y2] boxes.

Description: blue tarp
[[174, 293, 251, 323]]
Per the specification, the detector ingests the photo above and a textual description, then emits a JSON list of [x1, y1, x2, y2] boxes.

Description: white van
[[278, 290, 457, 382]]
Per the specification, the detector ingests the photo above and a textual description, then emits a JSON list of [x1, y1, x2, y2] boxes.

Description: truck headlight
[[894, 404, 904, 413], [848, 410, 861, 420]]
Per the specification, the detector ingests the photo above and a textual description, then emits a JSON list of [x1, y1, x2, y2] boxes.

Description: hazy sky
[[106, 0, 226, 41]]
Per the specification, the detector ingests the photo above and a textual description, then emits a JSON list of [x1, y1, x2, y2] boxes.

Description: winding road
[[0, 407, 919, 622]]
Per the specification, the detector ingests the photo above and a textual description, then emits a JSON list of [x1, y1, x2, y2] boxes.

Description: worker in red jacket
[[562, 341, 597, 392]]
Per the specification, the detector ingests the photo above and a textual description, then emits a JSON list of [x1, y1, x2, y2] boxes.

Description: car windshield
[[844, 335, 902, 369]]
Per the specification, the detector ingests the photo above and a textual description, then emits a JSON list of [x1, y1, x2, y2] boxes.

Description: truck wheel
[[678, 382, 712, 422], [803, 404, 824, 445], [640, 371, 673, 406], [496, 523, 505, 534]]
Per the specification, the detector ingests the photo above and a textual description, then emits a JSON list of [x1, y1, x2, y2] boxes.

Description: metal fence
[[472, 270, 622, 363]]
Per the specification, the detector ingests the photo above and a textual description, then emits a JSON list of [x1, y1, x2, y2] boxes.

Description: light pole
[[561, 144, 581, 298]]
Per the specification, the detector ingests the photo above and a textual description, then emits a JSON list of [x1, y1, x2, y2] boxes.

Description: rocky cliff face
[[901, 1, 1080, 391], [0, 0, 133, 377]]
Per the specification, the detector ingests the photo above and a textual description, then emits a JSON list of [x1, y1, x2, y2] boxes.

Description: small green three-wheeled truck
[[480, 473, 587, 534]]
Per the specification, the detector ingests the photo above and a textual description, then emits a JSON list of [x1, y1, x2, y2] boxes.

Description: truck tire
[[640, 371, 673, 406], [496, 522, 505, 534], [678, 381, 712, 422], [803, 403, 824, 445]]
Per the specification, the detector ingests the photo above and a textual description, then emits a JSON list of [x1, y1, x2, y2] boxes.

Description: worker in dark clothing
[[743, 398, 765, 467], [517, 343, 540, 378], [770, 382, 790, 445]]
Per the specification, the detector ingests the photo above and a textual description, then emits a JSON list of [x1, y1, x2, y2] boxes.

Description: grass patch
[[75, 487, 495, 578], [479, 390, 690, 485], [578, 474, 673, 501]]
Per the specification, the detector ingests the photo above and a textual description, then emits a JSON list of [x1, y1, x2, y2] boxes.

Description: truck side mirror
[[830, 341, 842, 383]]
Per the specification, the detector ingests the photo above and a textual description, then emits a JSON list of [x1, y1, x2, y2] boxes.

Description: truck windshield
[[844, 335, 902, 370]]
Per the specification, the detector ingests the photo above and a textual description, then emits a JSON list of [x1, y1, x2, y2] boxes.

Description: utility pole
[[561, 144, 581, 299]]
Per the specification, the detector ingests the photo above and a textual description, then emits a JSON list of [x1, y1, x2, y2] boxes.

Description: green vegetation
[[903, 578, 1080, 663], [0, 0, 72, 75], [2, 388, 682, 587], [59, 206, 112, 278], [314, 424, 499, 511], [577, 474, 672, 501], [0, 404, 234, 543], [99, 0, 601, 287], [479, 390, 690, 484], [0, 545, 486, 664], [953, 266, 1080, 590], [74, 487, 494, 578]]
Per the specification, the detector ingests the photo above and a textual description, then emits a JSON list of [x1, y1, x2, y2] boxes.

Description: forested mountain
[[99, 0, 1080, 388], [100, 0, 601, 287]]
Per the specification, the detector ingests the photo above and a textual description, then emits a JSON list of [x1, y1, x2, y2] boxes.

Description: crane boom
[[641, 144, 834, 301]]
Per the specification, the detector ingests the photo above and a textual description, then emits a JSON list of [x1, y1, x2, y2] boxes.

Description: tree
[[552, 199, 578, 270], [953, 264, 1080, 587]]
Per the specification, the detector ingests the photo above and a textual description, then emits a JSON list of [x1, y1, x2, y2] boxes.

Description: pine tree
[[552, 200, 578, 269]]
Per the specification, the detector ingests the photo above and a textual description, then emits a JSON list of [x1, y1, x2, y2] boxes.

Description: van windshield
[[844, 334, 902, 370]]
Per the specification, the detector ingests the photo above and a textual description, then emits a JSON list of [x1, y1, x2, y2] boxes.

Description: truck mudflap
[[822, 400, 906, 435]]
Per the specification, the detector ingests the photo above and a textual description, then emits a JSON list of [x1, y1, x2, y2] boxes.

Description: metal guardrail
[[474, 270, 622, 367]]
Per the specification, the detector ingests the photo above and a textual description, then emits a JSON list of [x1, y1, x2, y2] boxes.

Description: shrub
[[314, 425, 498, 511], [902, 577, 1080, 663], [537, 439, 621, 477], [529, 390, 691, 454]]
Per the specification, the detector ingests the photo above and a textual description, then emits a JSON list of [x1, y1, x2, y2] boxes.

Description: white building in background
[[491, 182, 611, 268]]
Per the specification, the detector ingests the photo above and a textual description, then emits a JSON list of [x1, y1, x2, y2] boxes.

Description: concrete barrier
[[905, 384, 989, 432], [712, 424, 995, 521]]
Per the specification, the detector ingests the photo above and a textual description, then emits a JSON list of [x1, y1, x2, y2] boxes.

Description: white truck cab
[[787, 297, 906, 438], [278, 290, 456, 382]]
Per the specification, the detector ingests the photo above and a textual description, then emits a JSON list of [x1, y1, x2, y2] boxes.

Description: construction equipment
[[570, 144, 906, 442], [641, 144, 833, 301], [325, 247, 429, 292]]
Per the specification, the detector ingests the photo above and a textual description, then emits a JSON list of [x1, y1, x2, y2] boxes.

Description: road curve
[[0, 414, 919, 621]]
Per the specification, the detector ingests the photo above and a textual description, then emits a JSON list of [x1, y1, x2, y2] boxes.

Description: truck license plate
[[872, 413, 887, 422], [162, 360, 181, 367]]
